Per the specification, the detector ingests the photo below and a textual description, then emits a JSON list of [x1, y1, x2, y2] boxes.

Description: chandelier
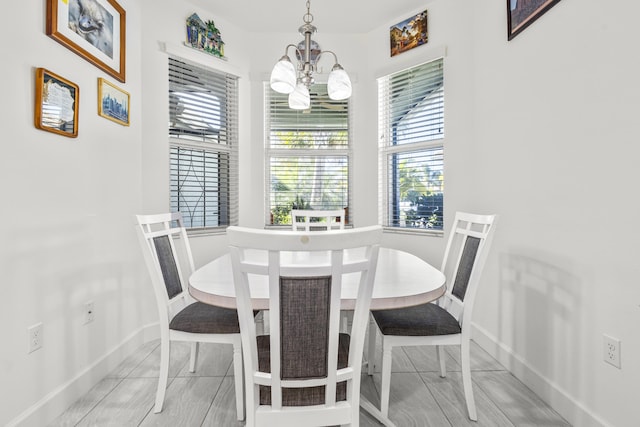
[[269, 0, 352, 109]]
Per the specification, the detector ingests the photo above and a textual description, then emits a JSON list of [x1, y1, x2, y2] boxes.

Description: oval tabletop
[[189, 247, 446, 311]]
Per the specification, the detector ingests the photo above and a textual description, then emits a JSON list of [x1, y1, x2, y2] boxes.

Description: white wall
[[4, 0, 638, 426], [364, 1, 640, 426], [467, 1, 640, 426], [0, 0, 144, 425]]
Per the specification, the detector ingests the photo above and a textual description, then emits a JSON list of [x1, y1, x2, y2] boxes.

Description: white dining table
[[188, 246, 446, 427]]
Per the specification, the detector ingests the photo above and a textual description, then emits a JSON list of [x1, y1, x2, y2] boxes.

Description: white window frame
[[378, 56, 445, 235], [168, 55, 239, 233], [264, 83, 352, 227]]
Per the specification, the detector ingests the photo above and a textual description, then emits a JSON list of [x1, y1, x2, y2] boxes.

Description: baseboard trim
[[7, 323, 159, 427], [472, 322, 610, 427]]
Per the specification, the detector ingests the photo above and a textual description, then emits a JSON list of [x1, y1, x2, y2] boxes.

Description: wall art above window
[[507, 0, 562, 40], [46, 0, 126, 82], [185, 13, 226, 59], [390, 10, 428, 57]]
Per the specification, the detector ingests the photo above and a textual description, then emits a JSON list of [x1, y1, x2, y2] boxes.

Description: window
[[265, 84, 351, 226], [168, 56, 238, 229], [378, 58, 444, 231]]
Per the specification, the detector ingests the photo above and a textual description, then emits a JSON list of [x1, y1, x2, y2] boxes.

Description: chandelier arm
[[315, 50, 340, 66], [283, 43, 298, 56]]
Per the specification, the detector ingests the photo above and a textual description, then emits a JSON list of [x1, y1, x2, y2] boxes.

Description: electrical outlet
[[84, 301, 95, 324], [603, 334, 621, 369], [28, 323, 43, 353]]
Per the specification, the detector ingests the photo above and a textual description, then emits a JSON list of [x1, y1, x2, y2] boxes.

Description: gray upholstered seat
[[169, 302, 241, 334], [371, 303, 461, 337]]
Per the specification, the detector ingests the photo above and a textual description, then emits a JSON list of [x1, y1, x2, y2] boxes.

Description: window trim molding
[[160, 41, 241, 76], [375, 45, 447, 80]]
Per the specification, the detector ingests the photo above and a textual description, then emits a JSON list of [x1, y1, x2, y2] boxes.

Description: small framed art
[[390, 10, 428, 57], [98, 78, 130, 126], [34, 68, 79, 138], [46, 0, 126, 82], [507, 0, 562, 40]]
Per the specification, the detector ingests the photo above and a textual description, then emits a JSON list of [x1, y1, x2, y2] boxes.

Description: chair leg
[[232, 342, 245, 421], [245, 384, 258, 427], [460, 340, 477, 421], [380, 341, 393, 417], [154, 338, 170, 413], [367, 317, 377, 375], [437, 345, 446, 377], [189, 342, 198, 373]]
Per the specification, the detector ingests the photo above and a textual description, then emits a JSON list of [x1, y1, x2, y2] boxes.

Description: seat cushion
[[169, 302, 240, 334], [257, 333, 350, 406], [371, 302, 461, 336]]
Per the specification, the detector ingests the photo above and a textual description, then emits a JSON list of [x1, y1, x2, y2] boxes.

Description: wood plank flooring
[[50, 335, 570, 426]]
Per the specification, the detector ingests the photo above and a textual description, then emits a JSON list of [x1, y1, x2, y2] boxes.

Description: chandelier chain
[[303, 0, 313, 24]]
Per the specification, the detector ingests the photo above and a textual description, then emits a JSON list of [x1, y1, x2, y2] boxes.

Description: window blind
[[379, 58, 444, 230], [265, 84, 351, 226], [169, 56, 238, 229]]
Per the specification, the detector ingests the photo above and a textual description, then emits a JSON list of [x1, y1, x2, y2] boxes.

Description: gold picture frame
[[98, 78, 130, 126], [46, 0, 126, 82], [34, 68, 80, 138]]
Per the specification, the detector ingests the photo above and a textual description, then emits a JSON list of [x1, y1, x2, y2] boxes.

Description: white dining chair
[[228, 225, 382, 427], [368, 212, 497, 421], [135, 212, 244, 419], [291, 208, 346, 231]]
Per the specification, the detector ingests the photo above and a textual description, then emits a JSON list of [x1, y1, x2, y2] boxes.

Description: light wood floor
[[50, 335, 571, 426]]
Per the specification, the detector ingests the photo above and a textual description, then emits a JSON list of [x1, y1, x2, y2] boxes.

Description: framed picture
[[390, 10, 428, 57], [507, 0, 561, 40], [46, 0, 126, 82], [34, 68, 80, 138], [98, 78, 130, 126]]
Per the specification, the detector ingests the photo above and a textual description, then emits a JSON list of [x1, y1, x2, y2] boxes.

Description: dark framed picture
[[46, 0, 126, 82], [390, 10, 428, 57], [98, 78, 130, 126], [34, 68, 80, 138], [507, 0, 562, 40]]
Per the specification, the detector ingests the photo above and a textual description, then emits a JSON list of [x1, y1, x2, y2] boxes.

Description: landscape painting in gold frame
[[34, 68, 79, 138], [46, 0, 126, 82], [98, 78, 130, 126]]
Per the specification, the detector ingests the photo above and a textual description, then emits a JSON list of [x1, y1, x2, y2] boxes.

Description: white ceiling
[[187, 0, 435, 34]]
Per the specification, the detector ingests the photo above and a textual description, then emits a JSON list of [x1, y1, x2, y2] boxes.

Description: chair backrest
[[291, 209, 346, 231], [228, 225, 381, 425], [136, 212, 195, 329], [438, 212, 497, 331]]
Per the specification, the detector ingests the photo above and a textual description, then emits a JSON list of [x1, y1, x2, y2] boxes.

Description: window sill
[[186, 227, 228, 237], [383, 227, 444, 238]]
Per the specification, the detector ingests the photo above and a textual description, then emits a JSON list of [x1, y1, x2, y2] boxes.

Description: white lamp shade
[[288, 83, 311, 110], [327, 67, 352, 100], [270, 59, 297, 94]]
